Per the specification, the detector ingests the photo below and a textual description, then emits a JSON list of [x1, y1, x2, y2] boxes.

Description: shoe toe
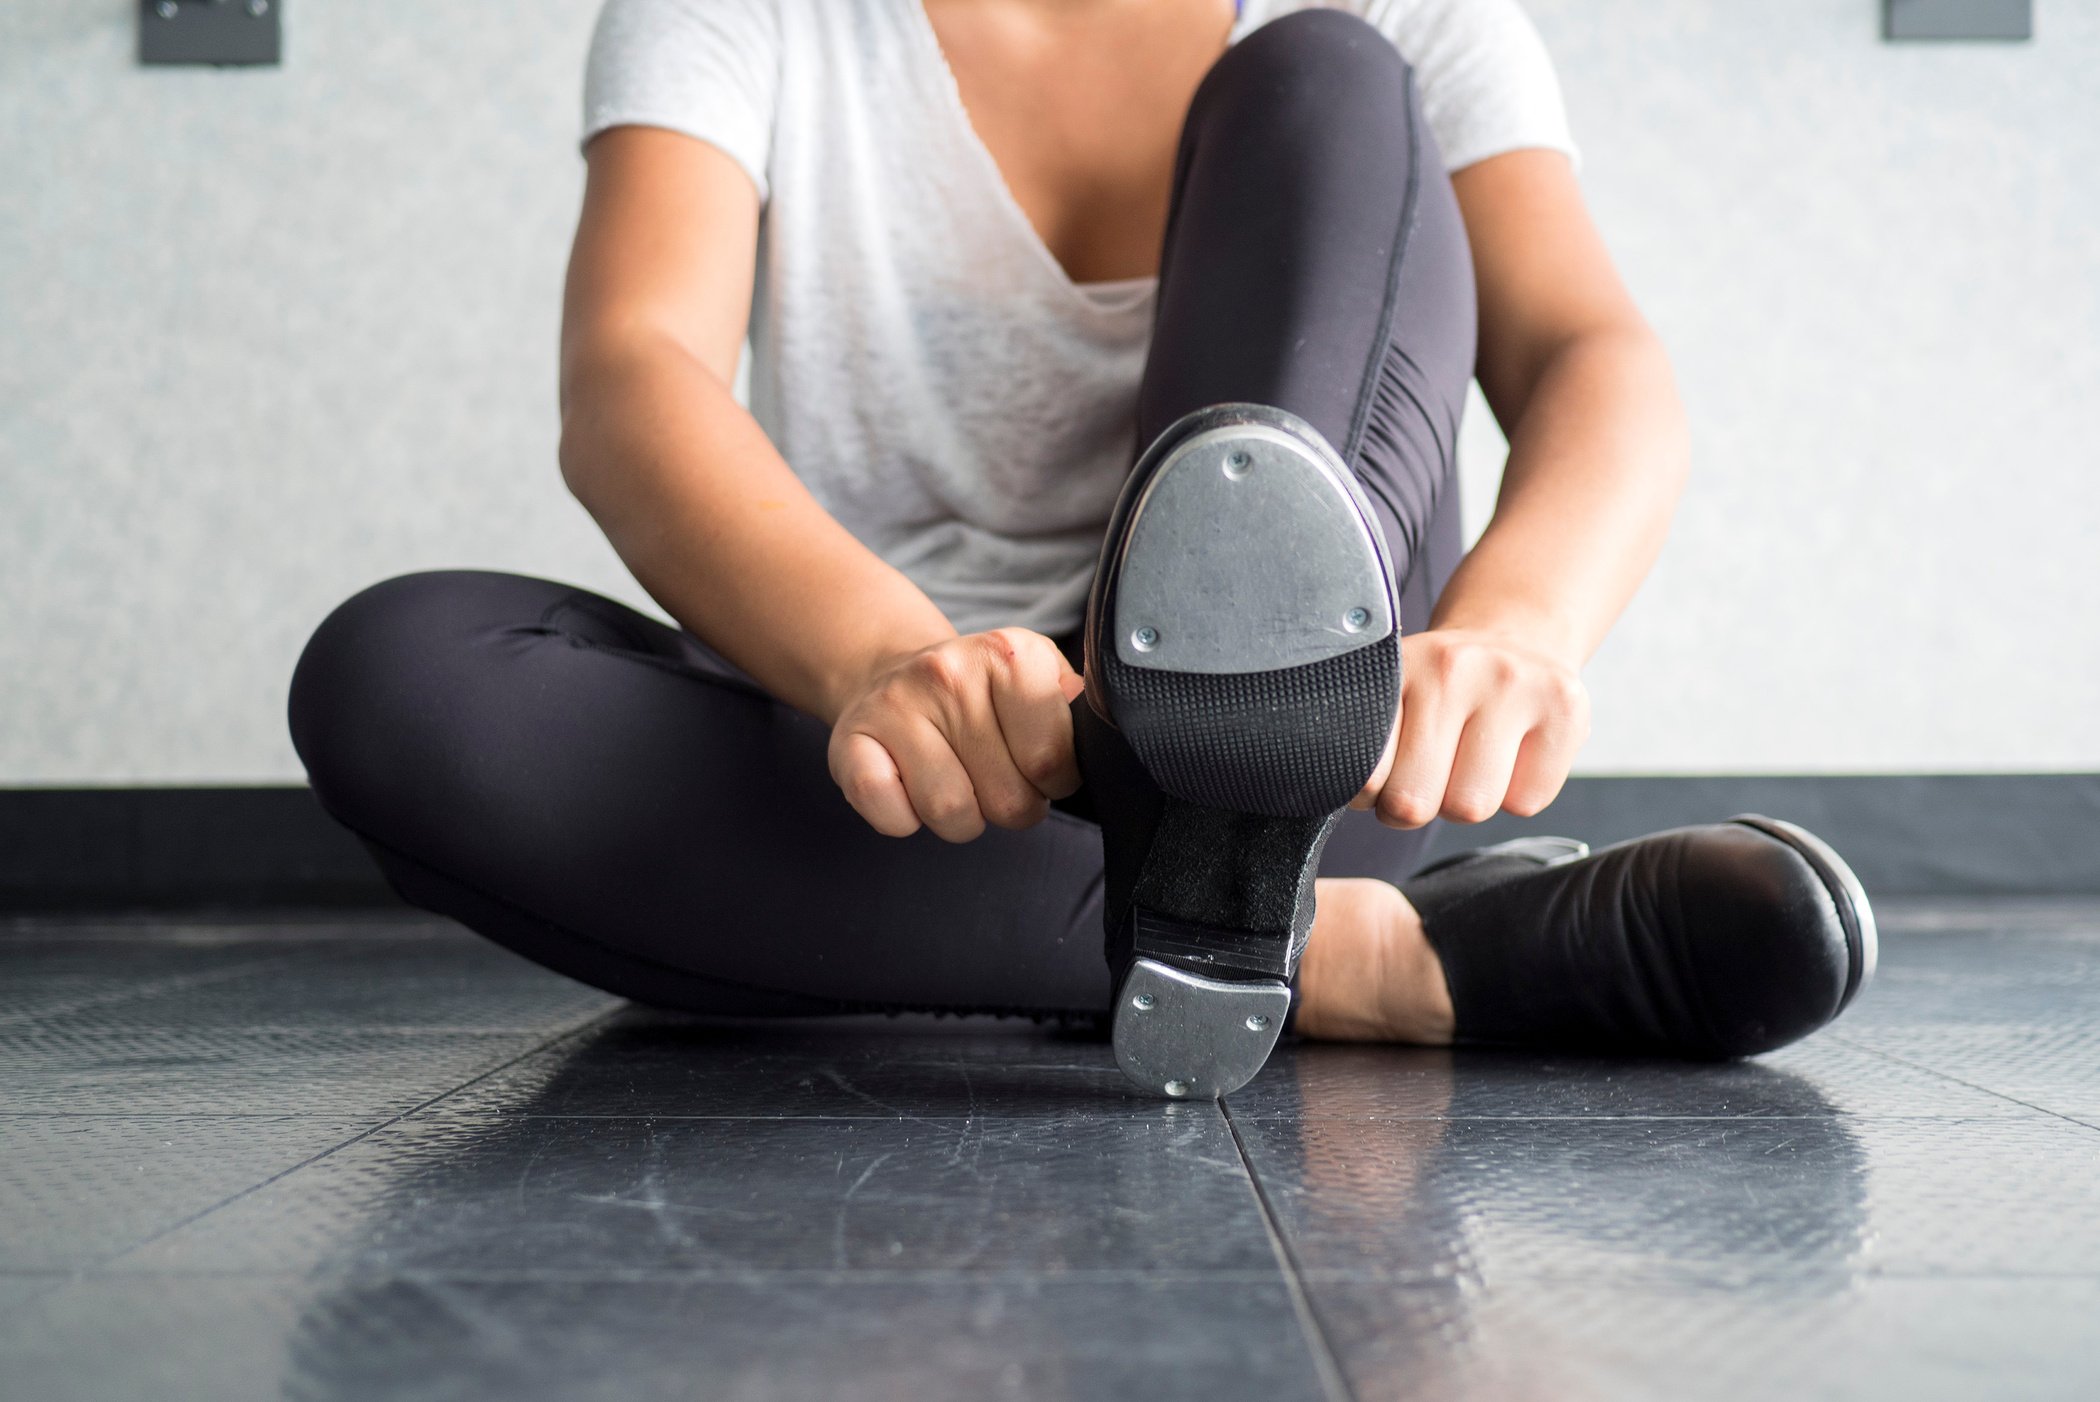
[[1673, 825, 1857, 1057]]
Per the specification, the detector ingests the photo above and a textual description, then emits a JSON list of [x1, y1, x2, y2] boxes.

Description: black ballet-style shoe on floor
[[1404, 816, 1878, 1058], [1077, 404, 1402, 1098]]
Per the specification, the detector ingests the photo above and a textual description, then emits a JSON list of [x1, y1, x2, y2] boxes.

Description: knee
[[1201, 10, 1415, 129], [287, 570, 509, 834]]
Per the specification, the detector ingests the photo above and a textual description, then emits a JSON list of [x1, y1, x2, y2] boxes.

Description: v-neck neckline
[[900, 0, 1253, 316]]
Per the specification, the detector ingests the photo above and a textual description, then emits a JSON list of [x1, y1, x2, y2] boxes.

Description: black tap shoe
[[1404, 817, 1878, 1058], [1077, 404, 1401, 1098]]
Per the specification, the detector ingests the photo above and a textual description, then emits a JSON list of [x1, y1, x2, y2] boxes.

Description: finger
[[1440, 706, 1529, 824], [941, 676, 1048, 832], [1503, 710, 1585, 817], [829, 731, 921, 838], [1377, 677, 1466, 829], [1351, 716, 1399, 811], [884, 717, 988, 842], [986, 634, 1082, 804], [952, 727, 1047, 831]]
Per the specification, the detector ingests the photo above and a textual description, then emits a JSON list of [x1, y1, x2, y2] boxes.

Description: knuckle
[[1443, 792, 1497, 824], [1015, 748, 1063, 788], [1545, 667, 1586, 712], [983, 788, 1044, 829], [1378, 790, 1435, 828], [984, 626, 1032, 661], [932, 817, 984, 844], [981, 628, 1052, 685], [1504, 791, 1546, 819], [913, 647, 972, 697], [969, 631, 1015, 678], [921, 784, 974, 827], [1036, 760, 1083, 801]]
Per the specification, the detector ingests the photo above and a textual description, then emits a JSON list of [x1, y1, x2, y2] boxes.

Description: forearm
[[1431, 328, 1688, 666], [559, 336, 956, 723]]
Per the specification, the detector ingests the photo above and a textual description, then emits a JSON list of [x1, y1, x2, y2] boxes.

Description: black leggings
[[289, 11, 1477, 1021]]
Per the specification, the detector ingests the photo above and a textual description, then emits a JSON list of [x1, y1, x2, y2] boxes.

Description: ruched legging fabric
[[289, 10, 1478, 1021]]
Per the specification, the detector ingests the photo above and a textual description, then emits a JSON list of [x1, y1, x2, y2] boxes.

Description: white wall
[[1, 1, 636, 784], [2, 1, 2096, 783], [1506, 0, 2100, 773]]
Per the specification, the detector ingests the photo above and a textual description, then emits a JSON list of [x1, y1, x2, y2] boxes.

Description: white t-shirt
[[583, 0, 1577, 637]]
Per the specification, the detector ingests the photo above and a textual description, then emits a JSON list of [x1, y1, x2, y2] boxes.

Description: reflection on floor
[[1, 901, 2097, 1400]]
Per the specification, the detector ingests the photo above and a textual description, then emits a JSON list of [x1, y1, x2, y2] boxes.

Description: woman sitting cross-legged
[[289, 1, 1875, 1098]]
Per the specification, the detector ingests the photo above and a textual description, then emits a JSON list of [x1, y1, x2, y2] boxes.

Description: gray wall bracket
[[1884, 0, 2033, 41], [140, 0, 282, 67]]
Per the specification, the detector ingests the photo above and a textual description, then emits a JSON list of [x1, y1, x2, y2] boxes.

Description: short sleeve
[[582, 0, 781, 200], [1362, 0, 1579, 172]]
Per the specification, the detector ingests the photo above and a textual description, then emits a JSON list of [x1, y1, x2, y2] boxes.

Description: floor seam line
[[1221, 1098, 1353, 1402], [1830, 1032, 2100, 1135]]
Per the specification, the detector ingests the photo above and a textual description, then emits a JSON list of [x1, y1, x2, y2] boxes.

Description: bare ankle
[[1298, 878, 1455, 1044]]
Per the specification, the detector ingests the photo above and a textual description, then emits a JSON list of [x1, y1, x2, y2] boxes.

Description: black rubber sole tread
[[1101, 631, 1398, 818]]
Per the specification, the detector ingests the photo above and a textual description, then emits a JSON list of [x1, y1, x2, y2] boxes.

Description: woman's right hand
[[827, 629, 1086, 841]]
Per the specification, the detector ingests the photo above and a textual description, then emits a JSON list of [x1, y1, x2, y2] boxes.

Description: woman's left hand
[[1353, 628, 1591, 827]]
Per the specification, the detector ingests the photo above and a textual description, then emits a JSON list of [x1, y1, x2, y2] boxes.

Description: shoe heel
[[1113, 958, 1290, 1099], [1106, 796, 1338, 1098], [1087, 405, 1400, 1098]]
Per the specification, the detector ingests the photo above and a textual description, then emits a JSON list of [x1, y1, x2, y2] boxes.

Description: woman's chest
[[922, 0, 1237, 284]]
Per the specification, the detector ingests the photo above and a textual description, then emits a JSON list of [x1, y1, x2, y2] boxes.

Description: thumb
[[1057, 655, 1085, 704]]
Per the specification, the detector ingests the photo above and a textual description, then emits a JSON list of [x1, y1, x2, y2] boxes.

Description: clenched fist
[[828, 629, 1085, 841]]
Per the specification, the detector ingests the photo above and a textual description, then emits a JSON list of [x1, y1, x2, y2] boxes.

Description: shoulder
[[1350, 0, 1559, 73], [1237, 1, 1560, 88], [584, 0, 788, 194], [588, 0, 782, 57], [586, 0, 784, 95], [1339, 0, 1578, 172]]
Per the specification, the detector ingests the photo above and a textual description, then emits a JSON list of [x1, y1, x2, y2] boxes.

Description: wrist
[[813, 627, 953, 726], [1425, 606, 1586, 671]]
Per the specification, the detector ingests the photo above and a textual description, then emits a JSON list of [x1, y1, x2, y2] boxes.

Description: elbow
[[556, 413, 598, 508], [555, 345, 623, 513], [1572, 321, 1691, 492], [556, 415, 604, 516], [555, 320, 712, 510], [1638, 331, 1693, 496], [1626, 341, 1692, 513]]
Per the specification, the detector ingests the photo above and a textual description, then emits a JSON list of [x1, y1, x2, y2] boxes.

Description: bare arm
[[560, 127, 956, 721], [1359, 149, 1689, 827], [561, 128, 1079, 840], [1439, 149, 1689, 665]]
